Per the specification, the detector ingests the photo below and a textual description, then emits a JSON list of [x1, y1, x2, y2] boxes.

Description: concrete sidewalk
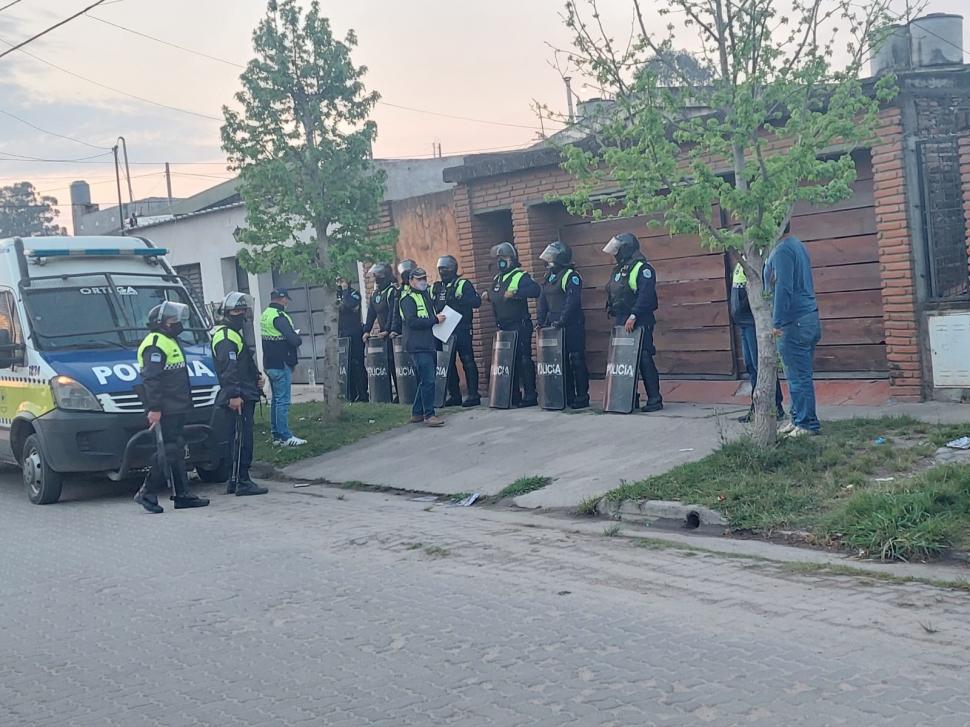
[[283, 399, 970, 509]]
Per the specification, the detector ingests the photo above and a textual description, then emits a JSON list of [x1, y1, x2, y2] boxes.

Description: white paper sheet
[[432, 305, 462, 343]]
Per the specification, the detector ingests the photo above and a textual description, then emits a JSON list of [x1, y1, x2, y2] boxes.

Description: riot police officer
[[364, 262, 399, 401], [389, 259, 417, 336], [485, 242, 540, 407], [431, 254, 482, 407], [604, 233, 663, 412], [337, 276, 368, 402], [212, 292, 268, 497], [133, 302, 210, 513], [537, 240, 589, 409]]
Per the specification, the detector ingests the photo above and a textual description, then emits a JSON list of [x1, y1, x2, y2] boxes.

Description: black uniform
[[537, 267, 589, 407], [338, 285, 368, 402], [364, 281, 400, 399], [491, 267, 541, 406], [431, 276, 481, 404], [138, 331, 194, 499], [211, 322, 261, 488], [606, 254, 663, 407]]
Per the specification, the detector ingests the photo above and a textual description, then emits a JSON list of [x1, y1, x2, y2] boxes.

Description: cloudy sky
[[1, 0, 967, 231]]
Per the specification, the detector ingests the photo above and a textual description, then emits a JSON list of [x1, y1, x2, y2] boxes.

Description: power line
[[0, 0, 109, 61], [910, 22, 970, 60], [0, 1, 25, 13], [0, 108, 111, 150], [0, 36, 223, 122], [84, 13, 560, 132], [0, 150, 114, 163]]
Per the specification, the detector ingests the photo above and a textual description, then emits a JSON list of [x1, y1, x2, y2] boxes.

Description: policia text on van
[[0, 236, 223, 505]]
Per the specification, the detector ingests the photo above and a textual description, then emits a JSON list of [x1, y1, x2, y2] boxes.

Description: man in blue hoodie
[[765, 227, 822, 437]]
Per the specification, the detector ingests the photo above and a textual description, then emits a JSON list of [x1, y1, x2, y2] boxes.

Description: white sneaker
[[777, 420, 796, 435], [787, 426, 817, 439], [284, 436, 307, 447], [272, 439, 286, 446]]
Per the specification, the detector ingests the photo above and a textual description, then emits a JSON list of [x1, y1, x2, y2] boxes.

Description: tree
[[638, 49, 713, 86], [222, 0, 396, 421], [556, 0, 897, 445], [0, 182, 63, 237]]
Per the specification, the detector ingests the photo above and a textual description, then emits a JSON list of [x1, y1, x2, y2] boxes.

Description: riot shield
[[434, 336, 457, 409], [392, 338, 417, 406], [337, 336, 350, 400], [488, 330, 518, 409], [536, 327, 565, 411], [603, 326, 644, 414], [365, 339, 393, 403]]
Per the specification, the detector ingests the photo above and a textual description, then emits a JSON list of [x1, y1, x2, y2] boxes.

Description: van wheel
[[196, 458, 231, 483], [23, 434, 63, 505]]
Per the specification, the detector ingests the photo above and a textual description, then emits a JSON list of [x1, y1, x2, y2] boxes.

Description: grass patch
[[576, 496, 602, 517], [423, 545, 451, 558], [606, 416, 970, 561], [498, 475, 553, 498], [602, 523, 622, 537], [253, 401, 411, 466]]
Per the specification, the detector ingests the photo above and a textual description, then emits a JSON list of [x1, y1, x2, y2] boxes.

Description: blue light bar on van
[[25, 248, 168, 258]]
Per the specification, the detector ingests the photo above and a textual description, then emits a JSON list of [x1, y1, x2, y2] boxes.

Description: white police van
[[0, 235, 224, 504]]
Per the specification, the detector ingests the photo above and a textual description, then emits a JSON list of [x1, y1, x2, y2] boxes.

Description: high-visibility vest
[[399, 288, 431, 319], [260, 307, 294, 341], [137, 331, 185, 370], [212, 325, 244, 355]]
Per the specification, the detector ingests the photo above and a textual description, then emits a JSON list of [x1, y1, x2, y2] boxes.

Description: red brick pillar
[[872, 109, 923, 401]]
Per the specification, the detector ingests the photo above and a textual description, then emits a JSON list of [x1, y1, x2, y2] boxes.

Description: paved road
[[2, 470, 970, 726]]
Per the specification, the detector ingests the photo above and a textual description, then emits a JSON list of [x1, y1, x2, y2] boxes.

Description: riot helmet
[[437, 255, 459, 283], [490, 242, 519, 273], [539, 240, 572, 270], [603, 233, 641, 264], [397, 258, 417, 285], [147, 301, 190, 334], [368, 262, 395, 289], [218, 291, 253, 326]]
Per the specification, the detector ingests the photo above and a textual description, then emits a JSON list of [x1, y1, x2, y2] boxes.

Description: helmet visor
[[490, 242, 516, 259], [539, 244, 559, 264], [158, 301, 190, 324], [436, 256, 457, 271], [223, 292, 252, 312], [602, 236, 624, 256]]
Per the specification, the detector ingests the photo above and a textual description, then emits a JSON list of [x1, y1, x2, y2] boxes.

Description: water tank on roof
[[577, 98, 614, 120], [870, 24, 909, 76], [69, 180, 91, 207], [910, 13, 963, 67]]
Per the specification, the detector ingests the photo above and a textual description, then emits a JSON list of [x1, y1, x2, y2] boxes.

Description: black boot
[[235, 476, 268, 496], [640, 352, 663, 413], [226, 479, 237, 495], [171, 461, 209, 508], [517, 356, 538, 407], [461, 397, 481, 407], [569, 352, 590, 409], [134, 476, 163, 514]]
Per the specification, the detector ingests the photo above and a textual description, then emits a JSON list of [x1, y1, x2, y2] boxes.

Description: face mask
[[166, 322, 185, 337], [412, 280, 429, 292], [227, 313, 246, 330], [498, 259, 510, 272]]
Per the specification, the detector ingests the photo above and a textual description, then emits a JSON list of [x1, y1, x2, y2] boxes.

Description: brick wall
[[961, 135, 970, 282], [871, 109, 922, 401]]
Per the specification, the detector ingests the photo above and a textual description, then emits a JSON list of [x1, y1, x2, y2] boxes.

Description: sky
[[1, 0, 968, 232]]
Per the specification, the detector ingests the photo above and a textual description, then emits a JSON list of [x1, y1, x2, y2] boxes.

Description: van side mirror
[[0, 329, 25, 370]]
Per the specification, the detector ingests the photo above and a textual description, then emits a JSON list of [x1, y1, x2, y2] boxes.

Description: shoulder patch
[[571, 275, 580, 286], [642, 268, 653, 279], [150, 352, 162, 363], [614, 273, 622, 281], [228, 352, 237, 361]]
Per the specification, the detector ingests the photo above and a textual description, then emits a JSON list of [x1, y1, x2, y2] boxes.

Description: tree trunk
[[314, 222, 343, 423], [743, 247, 778, 447]]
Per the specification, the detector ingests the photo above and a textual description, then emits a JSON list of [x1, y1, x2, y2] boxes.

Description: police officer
[[603, 233, 663, 412], [484, 242, 540, 407], [537, 240, 589, 409], [212, 292, 268, 497], [364, 262, 399, 401], [337, 276, 368, 402], [389, 259, 417, 337], [431, 254, 482, 407], [133, 301, 210, 513]]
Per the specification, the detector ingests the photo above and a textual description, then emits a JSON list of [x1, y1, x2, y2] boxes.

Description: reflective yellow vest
[[399, 288, 431, 319], [137, 332, 185, 370], [260, 307, 294, 341], [212, 325, 244, 354]]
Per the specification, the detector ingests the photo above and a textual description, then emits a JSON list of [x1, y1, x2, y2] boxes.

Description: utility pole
[[112, 145, 125, 235], [564, 76, 575, 122], [164, 162, 173, 209], [117, 136, 134, 205]]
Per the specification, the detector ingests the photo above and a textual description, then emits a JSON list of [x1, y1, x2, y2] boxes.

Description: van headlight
[[51, 376, 103, 412]]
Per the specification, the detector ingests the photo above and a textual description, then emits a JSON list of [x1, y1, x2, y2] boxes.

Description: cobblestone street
[[2, 472, 970, 726]]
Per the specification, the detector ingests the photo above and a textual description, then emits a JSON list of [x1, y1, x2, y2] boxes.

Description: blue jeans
[[738, 324, 784, 416], [411, 351, 436, 420], [777, 311, 822, 432], [266, 367, 294, 441]]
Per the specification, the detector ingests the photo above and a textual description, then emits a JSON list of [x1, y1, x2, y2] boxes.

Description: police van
[[0, 235, 224, 504]]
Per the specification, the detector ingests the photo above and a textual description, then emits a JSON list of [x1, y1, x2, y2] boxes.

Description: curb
[[597, 497, 729, 532]]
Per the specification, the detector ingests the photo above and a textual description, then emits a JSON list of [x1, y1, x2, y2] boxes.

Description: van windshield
[[23, 285, 208, 351]]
